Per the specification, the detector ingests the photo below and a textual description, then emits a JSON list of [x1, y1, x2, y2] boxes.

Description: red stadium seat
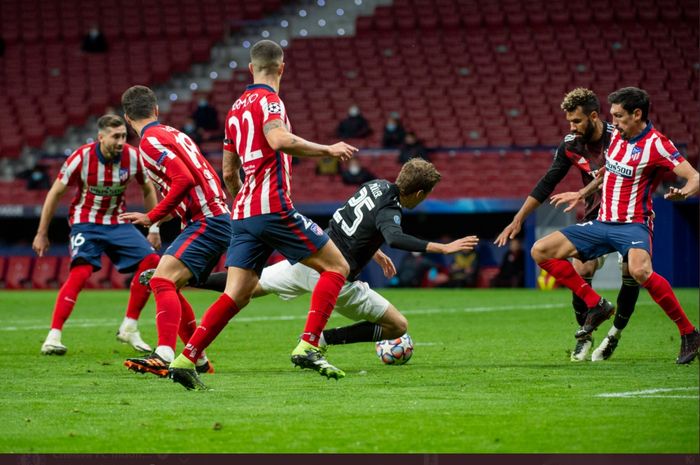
[[31, 256, 59, 289], [5, 256, 33, 289]]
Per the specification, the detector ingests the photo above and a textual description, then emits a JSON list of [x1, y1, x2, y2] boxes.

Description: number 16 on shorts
[[70, 232, 85, 257]]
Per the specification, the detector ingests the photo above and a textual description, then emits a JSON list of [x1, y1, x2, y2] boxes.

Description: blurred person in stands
[[532, 87, 700, 364], [398, 132, 429, 164], [341, 158, 375, 185], [445, 247, 480, 288], [166, 39, 359, 390], [192, 97, 219, 132], [81, 25, 108, 53], [119, 85, 231, 378], [491, 237, 525, 288], [142, 158, 477, 367], [494, 88, 641, 362], [33, 115, 161, 356], [181, 117, 203, 145], [19, 162, 51, 190], [382, 112, 406, 149], [337, 105, 371, 139]]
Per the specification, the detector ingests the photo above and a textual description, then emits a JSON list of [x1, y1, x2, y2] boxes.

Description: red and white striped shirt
[[139, 122, 229, 226], [598, 123, 685, 224], [58, 142, 147, 226], [224, 84, 293, 220]]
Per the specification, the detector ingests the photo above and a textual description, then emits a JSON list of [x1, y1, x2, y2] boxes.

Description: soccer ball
[[375, 333, 413, 365]]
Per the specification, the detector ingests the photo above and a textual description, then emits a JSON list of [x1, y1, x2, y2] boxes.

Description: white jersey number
[[228, 110, 263, 163], [333, 187, 376, 236]]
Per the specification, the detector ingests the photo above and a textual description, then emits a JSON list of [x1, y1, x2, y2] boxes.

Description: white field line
[[0, 301, 658, 332], [596, 387, 699, 399]]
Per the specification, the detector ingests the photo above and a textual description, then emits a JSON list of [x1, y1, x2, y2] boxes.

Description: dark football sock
[[572, 277, 593, 327], [323, 321, 383, 345], [613, 276, 640, 331], [195, 271, 228, 292]]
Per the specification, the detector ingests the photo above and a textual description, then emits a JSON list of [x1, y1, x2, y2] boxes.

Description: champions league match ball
[[375, 333, 414, 365]]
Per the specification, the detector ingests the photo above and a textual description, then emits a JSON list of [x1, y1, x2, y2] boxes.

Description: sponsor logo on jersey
[[605, 159, 634, 178], [88, 185, 127, 196]]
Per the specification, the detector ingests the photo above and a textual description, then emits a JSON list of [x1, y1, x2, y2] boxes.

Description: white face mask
[[348, 164, 361, 175], [348, 106, 360, 117]]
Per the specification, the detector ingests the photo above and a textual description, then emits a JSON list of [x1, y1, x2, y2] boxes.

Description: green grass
[[0, 288, 698, 453]]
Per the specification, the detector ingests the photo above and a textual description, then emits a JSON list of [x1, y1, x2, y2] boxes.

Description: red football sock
[[539, 259, 601, 308], [177, 291, 198, 344], [183, 294, 240, 363], [50, 264, 93, 330], [149, 277, 181, 350], [642, 272, 695, 335], [302, 271, 346, 346], [125, 253, 159, 320]]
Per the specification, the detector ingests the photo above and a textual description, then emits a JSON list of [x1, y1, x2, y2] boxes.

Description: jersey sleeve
[[651, 135, 685, 170], [223, 110, 237, 153], [57, 149, 83, 186], [530, 143, 573, 202], [259, 93, 285, 126], [375, 205, 429, 252]]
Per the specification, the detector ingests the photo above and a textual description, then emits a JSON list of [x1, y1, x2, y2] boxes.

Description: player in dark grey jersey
[[147, 159, 478, 352]]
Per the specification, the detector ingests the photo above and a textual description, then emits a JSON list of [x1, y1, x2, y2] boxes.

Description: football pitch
[[0, 288, 698, 454]]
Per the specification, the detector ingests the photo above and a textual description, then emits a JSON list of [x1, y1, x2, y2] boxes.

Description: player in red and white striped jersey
[[532, 87, 700, 364], [33, 115, 161, 356], [168, 40, 357, 390], [120, 85, 231, 377]]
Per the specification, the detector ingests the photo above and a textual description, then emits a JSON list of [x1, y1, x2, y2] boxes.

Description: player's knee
[[330, 257, 350, 277], [628, 265, 651, 284], [383, 313, 408, 339], [530, 240, 547, 263]]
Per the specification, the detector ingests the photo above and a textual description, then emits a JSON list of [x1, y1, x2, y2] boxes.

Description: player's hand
[[373, 250, 396, 279], [443, 235, 479, 254], [119, 212, 152, 227], [550, 192, 582, 213], [32, 233, 50, 257], [664, 186, 688, 201], [494, 221, 521, 247], [147, 232, 162, 250], [327, 142, 358, 162]]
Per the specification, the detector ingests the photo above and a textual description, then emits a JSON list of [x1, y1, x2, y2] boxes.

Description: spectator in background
[[492, 237, 525, 288], [446, 248, 480, 288], [19, 163, 51, 190], [382, 113, 406, 148], [81, 25, 108, 53], [337, 105, 371, 139], [398, 132, 429, 164], [192, 97, 219, 132], [340, 158, 375, 185], [181, 117, 203, 145], [394, 252, 435, 287]]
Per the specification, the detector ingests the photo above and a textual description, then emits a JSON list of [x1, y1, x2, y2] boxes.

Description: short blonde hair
[[395, 158, 441, 196]]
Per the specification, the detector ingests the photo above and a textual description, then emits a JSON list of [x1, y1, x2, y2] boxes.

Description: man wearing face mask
[[81, 25, 108, 53], [33, 115, 161, 356], [495, 88, 640, 363], [382, 113, 406, 149], [337, 105, 371, 139], [341, 158, 375, 185], [192, 97, 219, 132]]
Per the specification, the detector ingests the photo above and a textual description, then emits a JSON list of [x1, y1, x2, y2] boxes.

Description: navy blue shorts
[[69, 223, 156, 273], [560, 220, 653, 262], [226, 210, 329, 276], [165, 214, 231, 285]]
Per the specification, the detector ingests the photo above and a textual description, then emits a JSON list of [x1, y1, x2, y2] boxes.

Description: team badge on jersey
[[393, 215, 401, 225], [630, 145, 642, 161], [266, 102, 282, 114], [119, 168, 129, 182]]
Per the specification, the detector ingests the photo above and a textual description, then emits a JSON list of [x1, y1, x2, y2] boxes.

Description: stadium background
[[0, 0, 698, 291]]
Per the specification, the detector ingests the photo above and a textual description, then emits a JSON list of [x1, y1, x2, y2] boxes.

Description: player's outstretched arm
[[664, 161, 699, 201], [263, 120, 357, 160], [427, 235, 479, 254], [494, 196, 541, 247], [32, 179, 68, 257], [550, 171, 604, 212]]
